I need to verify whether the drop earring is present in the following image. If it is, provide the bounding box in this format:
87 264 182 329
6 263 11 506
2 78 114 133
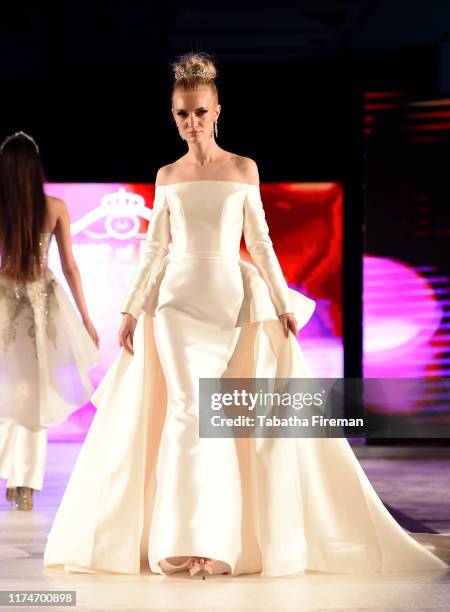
213 120 218 138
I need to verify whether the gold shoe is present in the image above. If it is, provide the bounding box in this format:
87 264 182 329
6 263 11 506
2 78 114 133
14 487 33 511
6 487 15 504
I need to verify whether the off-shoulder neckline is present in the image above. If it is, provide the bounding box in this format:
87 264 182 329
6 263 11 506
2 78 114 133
156 180 259 188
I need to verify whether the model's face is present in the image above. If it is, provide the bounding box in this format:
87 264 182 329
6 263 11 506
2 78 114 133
172 89 220 142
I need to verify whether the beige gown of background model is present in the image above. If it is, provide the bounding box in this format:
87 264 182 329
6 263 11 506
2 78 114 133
0 232 101 491
43 180 450 577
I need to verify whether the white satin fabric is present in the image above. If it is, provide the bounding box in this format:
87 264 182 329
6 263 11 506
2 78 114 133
120 181 316 328
43 181 449 577
0 418 47 490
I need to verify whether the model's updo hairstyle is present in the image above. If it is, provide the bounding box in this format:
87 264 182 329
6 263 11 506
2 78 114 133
171 51 219 103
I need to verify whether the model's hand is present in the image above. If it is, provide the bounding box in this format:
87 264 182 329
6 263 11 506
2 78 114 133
278 312 298 338
119 313 137 355
83 318 100 348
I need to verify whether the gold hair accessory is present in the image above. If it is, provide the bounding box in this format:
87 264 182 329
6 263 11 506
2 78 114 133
174 65 214 80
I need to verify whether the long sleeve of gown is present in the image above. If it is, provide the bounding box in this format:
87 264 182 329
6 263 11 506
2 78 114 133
243 184 293 316
120 185 170 319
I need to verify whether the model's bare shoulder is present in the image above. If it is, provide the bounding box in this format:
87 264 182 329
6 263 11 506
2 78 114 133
233 156 260 185
155 160 186 186
155 164 172 186
45 195 68 226
45 194 65 209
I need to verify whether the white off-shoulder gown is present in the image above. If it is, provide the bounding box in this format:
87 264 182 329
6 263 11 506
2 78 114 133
43 180 450 577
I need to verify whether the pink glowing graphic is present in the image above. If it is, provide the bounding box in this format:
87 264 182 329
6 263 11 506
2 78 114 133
363 256 444 378
363 255 450 422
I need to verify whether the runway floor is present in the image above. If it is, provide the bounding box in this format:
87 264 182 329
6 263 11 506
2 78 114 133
0 442 449 612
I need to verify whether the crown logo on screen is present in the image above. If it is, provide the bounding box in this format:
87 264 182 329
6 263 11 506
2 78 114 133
100 187 145 214
71 187 153 240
